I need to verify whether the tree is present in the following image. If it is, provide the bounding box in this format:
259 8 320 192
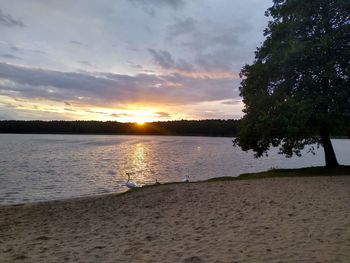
234 0 350 167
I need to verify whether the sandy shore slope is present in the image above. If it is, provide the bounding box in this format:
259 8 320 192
1 176 350 263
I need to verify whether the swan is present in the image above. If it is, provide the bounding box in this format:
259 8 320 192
182 175 190 183
125 172 139 189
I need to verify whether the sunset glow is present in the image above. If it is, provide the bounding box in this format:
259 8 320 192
0 1 271 121
112 109 157 124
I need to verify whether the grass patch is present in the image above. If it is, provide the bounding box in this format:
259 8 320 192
119 166 350 195
206 165 350 182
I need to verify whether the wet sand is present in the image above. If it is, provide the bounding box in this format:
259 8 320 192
1 176 350 263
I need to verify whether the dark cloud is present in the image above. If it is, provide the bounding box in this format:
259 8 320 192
0 9 25 27
9 44 20 52
110 113 132 118
212 31 240 47
167 17 196 38
194 48 236 71
129 0 185 9
165 18 249 72
128 0 185 17
171 21 241 51
161 18 248 72
182 28 242 70
148 49 175 69
156 112 171 118
148 47 241 75
1 54 22 60
0 62 238 106
148 49 194 71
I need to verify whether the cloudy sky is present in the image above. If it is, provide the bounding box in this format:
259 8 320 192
0 0 271 122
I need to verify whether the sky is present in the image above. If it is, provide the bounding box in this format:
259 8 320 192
0 0 271 122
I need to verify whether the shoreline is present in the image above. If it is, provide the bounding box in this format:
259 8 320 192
2 166 349 208
1 175 350 262
2 166 350 208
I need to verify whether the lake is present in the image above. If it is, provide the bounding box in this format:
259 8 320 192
0 134 349 205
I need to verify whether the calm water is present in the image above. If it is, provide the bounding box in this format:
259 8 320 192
0 134 349 205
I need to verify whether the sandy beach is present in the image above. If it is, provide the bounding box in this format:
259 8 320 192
1 176 350 263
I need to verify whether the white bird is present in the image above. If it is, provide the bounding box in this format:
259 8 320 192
182 175 190 183
125 172 139 189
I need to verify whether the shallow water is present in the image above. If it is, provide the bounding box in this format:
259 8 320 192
0 134 349 205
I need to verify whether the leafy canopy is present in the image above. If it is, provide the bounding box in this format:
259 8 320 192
234 0 350 157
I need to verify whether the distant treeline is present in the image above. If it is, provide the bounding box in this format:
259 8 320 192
1 120 349 137
0 120 240 137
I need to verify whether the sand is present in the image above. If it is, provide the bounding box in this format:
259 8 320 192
1 176 350 263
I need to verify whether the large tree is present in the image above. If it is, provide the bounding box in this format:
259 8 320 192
234 0 350 167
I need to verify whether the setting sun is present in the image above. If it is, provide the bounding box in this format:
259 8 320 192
107 108 166 123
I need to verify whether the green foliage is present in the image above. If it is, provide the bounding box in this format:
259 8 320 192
234 0 350 159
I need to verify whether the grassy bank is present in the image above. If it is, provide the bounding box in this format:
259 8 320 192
207 165 350 182
123 166 350 195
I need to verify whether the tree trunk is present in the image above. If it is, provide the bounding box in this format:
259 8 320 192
320 127 339 168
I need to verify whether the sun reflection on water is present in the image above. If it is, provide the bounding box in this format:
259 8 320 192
126 142 154 186
133 143 145 168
